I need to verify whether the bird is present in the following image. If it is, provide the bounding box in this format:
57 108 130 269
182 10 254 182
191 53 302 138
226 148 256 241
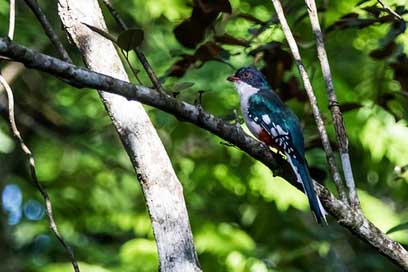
227 66 327 224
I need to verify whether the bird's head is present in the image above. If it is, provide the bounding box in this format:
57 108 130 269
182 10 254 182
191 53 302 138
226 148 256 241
227 67 269 90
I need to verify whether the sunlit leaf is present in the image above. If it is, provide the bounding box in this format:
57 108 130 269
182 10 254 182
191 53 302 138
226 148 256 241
359 189 408 243
387 222 408 234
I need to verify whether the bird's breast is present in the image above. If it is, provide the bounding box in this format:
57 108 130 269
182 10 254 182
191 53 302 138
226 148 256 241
240 99 261 137
238 91 266 142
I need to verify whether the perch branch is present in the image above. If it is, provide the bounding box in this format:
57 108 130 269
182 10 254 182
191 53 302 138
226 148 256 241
0 38 407 270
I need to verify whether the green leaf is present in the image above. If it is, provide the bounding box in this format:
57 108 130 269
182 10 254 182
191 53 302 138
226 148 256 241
172 82 195 92
82 23 117 44
117 28 144 52
386 222 408 234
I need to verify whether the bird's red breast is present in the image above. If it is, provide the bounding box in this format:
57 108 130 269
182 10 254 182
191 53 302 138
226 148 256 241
258 128 274 146
258 128 283 152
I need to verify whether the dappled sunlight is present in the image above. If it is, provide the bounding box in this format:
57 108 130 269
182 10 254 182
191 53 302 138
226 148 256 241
225 250 272 272
359 104 408 167
250 162 309 212
358 189 408 243
120 239 158 271
0 128 14 153
42 262 111 272
195 223 255 255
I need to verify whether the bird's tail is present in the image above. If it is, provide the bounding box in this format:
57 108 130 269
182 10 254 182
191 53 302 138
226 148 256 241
287 155 327 225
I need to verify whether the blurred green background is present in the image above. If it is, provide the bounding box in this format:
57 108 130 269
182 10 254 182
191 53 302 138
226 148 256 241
0 0 407 271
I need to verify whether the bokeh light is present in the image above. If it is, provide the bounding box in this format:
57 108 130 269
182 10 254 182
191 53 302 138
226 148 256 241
24 199 45 221
2 184 23 225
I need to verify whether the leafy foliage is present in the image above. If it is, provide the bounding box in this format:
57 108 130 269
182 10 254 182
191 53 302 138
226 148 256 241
0 0 407 271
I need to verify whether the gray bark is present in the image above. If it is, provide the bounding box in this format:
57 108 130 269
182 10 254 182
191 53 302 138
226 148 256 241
56 1 200 271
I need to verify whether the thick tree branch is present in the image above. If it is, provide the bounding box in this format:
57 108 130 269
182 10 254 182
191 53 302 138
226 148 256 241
0 38 407 270
304 0 360 210
56 1 200 271
270 0 348 203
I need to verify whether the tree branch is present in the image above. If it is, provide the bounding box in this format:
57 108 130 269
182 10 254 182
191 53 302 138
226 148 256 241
377 0 403 21
7 0 15 40
101 0 166 94
1 38 407 270
270 0 348 203
304 0 360 210
23 0 72 63
0 75 80 272
2 2 79 271
56 1 201 270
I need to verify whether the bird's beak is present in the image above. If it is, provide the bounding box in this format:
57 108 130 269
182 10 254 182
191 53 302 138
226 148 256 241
227 76 239 82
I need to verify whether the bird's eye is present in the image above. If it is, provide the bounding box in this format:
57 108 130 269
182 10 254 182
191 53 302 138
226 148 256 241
243 72 251 78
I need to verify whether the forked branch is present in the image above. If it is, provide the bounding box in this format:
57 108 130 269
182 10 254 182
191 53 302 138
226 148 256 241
269 0 348 203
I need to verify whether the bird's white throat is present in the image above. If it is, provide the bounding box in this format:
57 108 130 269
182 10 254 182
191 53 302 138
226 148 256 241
233 80 259 113
233 80 262 136
233 80 259 99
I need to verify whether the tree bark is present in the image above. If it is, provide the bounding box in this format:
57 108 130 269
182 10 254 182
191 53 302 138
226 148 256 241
57 1 200 271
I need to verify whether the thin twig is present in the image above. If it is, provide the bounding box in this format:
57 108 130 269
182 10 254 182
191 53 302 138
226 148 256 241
8 0 15 39
24 0 72 63
101 0 166 94
0 56 13 61
4 2 79 270
305 0 360 210
0 76 80 272
101 0 127 29
377 0 403 21
270 0 348 203
121 49 143 85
